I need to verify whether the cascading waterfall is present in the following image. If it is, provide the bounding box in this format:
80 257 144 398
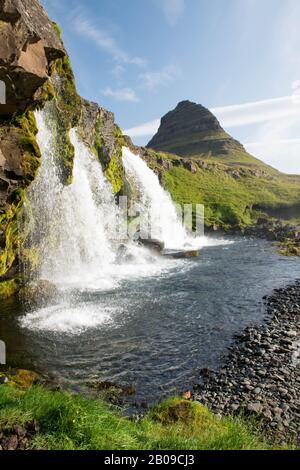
123 147 187 249
22 109 181 333
122 147 228 250
28 110 117 289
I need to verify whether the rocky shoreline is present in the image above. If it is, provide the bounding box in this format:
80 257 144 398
193 280 300 446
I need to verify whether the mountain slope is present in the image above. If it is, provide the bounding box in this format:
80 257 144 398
147 100 276 171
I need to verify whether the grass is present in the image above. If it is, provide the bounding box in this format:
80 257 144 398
163 164 300 229
0 385 288 450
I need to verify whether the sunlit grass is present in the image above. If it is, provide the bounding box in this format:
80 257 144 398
0 385 289 450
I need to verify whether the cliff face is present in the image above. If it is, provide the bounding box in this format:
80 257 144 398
147 100 246 158
0 0 127 297
0 0 65 115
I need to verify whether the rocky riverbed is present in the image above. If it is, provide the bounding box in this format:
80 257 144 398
193 280 300 446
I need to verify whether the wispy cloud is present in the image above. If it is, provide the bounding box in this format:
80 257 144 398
72 14 146 67
124 118 160 138
139 64 181 91
212 95 300 127
125 94 300 137
244 108 300 174
103 87 139 102
155 0 186 26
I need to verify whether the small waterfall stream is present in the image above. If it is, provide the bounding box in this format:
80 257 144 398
122 147 227 250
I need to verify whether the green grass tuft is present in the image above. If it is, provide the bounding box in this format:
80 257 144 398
0 385 288 450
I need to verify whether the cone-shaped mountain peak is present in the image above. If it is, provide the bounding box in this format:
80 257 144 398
147 100 246 159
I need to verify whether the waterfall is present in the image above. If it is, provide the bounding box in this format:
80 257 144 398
122 147 222 250
27 109 174 295
28 110 117 289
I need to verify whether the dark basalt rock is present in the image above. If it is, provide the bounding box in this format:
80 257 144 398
138 238 165 253
162 249 200 259
147 100 246 158
0 0 65 114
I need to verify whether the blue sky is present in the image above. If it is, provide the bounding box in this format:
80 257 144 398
42 0 300 174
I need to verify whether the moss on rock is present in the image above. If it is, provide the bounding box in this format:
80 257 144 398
0 369 41 389
48 53 81 185
0 278 21 299
278 238 300 257
0 189 33 278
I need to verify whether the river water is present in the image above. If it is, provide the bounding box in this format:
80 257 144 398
1 237 299 404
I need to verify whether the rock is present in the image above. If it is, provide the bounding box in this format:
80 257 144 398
247 403 263 414
79 99 119 168
0 0 65 114
138 238 165 253
1 434 18 450
1 368 40 388
87 379 136 404
162 249 200 259
182 160 197 173
18 279 58 305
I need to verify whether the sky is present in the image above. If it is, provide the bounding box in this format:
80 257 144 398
41 0 300 174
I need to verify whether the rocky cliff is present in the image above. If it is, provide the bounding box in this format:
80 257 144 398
0 0 127 298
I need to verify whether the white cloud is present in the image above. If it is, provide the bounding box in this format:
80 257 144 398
103 87 139 102
211 95 300 128
245 139 300 175
124 118 160 137
111 64 125 80
72 14 146 67
244 113 300 174
139 64 181 91
155 0 186 26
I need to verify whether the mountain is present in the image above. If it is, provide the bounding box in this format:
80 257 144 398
147 100 271 169
142 101 300 231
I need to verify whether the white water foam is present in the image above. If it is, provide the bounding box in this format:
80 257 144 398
21 303 115 334
122 147 232 250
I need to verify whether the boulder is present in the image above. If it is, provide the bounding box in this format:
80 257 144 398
162 249 200 259
138 238 165 253
0 0 65 114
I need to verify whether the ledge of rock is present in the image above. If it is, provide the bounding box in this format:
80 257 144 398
0 0 65 114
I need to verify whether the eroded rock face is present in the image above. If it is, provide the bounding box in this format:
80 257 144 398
0 0 65 114
79 99 118 166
